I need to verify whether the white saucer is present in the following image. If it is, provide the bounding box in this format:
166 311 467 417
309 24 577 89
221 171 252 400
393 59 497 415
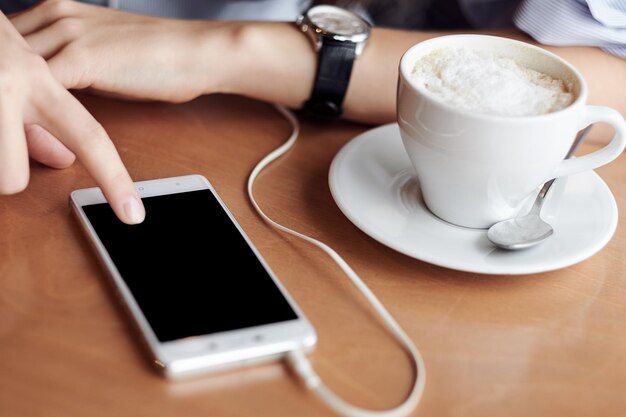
329 124 619 275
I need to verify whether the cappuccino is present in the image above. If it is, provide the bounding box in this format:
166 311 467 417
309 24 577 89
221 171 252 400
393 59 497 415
411 48 574 117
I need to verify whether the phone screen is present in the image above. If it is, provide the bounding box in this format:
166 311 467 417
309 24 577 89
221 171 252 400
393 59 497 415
82 189 298 343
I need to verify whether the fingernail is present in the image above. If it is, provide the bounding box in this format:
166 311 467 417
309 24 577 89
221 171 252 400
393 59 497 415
124 196 145 224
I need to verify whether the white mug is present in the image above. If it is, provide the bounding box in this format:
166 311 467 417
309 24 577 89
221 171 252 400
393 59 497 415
397 34 626 229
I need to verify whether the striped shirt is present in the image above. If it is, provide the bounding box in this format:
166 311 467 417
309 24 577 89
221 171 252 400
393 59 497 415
1 0 624 58
513 0 626 58
457 0 626 58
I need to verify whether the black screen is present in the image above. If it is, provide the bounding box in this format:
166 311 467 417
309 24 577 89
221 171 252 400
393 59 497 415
82 189 298 342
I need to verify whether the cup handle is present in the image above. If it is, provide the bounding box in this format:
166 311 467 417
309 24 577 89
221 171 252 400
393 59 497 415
553 105 626 178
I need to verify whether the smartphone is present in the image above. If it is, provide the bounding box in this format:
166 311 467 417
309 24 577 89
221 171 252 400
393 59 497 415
70 175 316 378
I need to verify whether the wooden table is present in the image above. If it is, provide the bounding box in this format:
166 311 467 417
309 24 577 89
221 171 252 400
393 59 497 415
1 94 625 417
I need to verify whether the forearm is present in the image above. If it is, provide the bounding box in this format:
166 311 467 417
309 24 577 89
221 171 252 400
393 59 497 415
211 23 626 127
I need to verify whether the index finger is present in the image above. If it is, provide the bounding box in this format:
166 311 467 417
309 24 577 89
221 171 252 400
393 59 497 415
38 84 145 224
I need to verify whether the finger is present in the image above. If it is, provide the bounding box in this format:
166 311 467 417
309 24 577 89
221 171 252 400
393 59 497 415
25 124 76 169
23 17 79 59
0 94 30 194
37 85 145 224
10 0 76 36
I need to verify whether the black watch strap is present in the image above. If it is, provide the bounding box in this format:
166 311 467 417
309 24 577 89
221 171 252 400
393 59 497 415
304 39 357 119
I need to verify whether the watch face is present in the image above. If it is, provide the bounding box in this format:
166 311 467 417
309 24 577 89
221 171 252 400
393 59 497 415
307 5 370 37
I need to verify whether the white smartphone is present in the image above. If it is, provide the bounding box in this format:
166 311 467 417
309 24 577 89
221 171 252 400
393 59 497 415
70 174 316 378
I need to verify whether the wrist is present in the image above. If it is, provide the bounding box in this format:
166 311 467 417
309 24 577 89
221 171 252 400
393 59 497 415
187 21 245 96
203 21 316 107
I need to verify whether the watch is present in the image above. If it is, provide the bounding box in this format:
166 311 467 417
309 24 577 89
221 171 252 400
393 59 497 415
296 5 371 119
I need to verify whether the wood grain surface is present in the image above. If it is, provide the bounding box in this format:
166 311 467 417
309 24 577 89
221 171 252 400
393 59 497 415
0 94 625 417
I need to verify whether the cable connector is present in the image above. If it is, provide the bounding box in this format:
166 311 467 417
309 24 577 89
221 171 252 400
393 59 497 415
286 349 322 390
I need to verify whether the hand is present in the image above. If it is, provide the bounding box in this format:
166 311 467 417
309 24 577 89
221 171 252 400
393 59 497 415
10 0 239 103
0 11 144 224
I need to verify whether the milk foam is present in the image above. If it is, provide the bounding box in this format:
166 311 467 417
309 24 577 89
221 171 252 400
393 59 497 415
411 48 575 117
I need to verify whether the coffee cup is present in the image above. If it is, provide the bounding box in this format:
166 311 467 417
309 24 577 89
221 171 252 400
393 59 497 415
397 34 626 229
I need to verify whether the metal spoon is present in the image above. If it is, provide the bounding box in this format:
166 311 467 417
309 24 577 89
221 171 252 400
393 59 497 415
487 126 593 250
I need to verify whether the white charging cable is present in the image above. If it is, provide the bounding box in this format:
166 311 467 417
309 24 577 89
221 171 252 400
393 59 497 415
247 105 426 417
